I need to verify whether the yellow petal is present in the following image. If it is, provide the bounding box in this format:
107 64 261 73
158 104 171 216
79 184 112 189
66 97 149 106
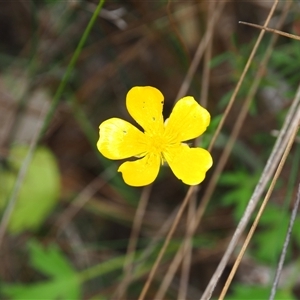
164 144 212 185
97 118 148 159
165 96 210 142
118 154 160 186
126 86 164 134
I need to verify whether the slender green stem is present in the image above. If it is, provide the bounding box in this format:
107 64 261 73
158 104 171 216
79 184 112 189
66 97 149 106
40 0 106 138
78 255 126 283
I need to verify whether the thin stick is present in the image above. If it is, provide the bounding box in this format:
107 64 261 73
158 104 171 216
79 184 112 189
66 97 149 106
202 78 300 299
138 2 225 298
177 4 213 295
201 2 298 298
40 0 106 137
155 1 287 297
0 104 48 246
239 21 300 41
269 182 300 300
178 195 196 300
137 186 196 300
115 185 152 299
167 0 191 63
154 193 201 300
200 0 215 108
208 3 279 153
154 241 187 300
53 166 115 234
175 1 226 101
0 0 106 250
219 120 299 300
134 206 181 271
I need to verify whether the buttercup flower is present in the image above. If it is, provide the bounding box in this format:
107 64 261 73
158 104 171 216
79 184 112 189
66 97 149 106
97 86 213 187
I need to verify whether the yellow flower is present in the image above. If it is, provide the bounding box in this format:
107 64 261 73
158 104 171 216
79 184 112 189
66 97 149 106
97 86 213 187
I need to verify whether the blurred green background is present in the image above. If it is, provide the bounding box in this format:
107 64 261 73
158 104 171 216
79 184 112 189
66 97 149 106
0 1 300 299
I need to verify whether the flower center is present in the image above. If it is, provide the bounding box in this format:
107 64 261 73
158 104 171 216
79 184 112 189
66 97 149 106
147 133 167 155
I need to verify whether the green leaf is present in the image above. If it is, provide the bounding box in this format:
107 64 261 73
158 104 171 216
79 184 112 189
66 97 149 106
1 240 81 299
0 145 60 233
28 240 76 279
252 205 290 264
291 217 300 246
218 170 259 221
226 284 295 300
209 52 232 69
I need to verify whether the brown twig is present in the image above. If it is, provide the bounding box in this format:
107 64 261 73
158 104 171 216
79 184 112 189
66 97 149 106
175 1 226 102
219 117 300 300
137 186 197 300
201 1 285 298
203 77 300 299
114 185 152 299
269 182 300 300
239 21 300 41
178 195 196 300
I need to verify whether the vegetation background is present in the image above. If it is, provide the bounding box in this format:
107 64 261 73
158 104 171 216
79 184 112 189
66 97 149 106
0 0 300 299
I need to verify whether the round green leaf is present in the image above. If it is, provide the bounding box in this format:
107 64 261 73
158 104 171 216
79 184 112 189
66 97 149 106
0 145 60 233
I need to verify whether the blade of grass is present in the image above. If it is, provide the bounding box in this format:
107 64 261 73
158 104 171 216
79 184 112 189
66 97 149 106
0 103 49 247
137 3 227 299
52 167 115 235
154 239 187 300
201 2 300 299
199 1 215 108
137 186 197 300
177 195 196 300
167 0 191 63
158 0 284 297
269 182 300 300
40 0 106 138
114 185 152 300
202 77 300 300
219 118 300 300
175 0 225 101
0 0 106 248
